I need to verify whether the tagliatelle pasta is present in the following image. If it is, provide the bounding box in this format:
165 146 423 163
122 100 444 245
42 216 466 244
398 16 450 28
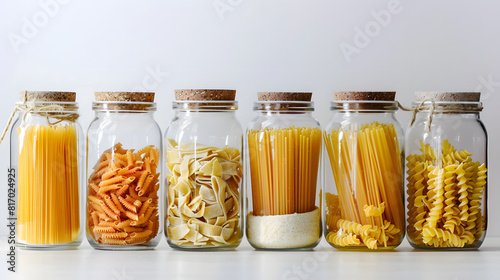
406 140 487 248
87 143 160 246
166 139 242 247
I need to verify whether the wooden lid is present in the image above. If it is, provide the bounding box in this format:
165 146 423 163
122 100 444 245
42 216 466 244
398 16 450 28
334 91 396 101
257 92 312 101
95 92 155 102
415 92 480 102
174 89 236 101
20 91 76 102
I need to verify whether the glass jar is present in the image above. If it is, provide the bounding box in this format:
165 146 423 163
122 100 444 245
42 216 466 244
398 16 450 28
323 91 405 250
246 92 322 250
165 89 243 250
86 92 162 250
9 91 84 249
405 92 487 250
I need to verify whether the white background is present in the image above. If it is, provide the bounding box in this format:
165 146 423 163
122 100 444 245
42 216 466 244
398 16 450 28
1 0 500 242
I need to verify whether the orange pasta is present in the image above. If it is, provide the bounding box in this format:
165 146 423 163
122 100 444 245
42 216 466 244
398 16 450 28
87 143 160 246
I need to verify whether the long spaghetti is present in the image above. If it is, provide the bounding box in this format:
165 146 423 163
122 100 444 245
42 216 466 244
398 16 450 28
324 122 404 249
17 124 80 245
248 127 322 216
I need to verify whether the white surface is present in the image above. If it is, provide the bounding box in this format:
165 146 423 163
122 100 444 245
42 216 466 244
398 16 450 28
1 1 500 237
2 237 500 280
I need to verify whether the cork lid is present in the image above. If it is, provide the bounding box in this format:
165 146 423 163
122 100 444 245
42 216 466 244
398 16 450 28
174 89 236 101
95 92 155 102
415 92 480 102
334 91 396 101
257 92 312 102
20 91 76 102
94 92 156 111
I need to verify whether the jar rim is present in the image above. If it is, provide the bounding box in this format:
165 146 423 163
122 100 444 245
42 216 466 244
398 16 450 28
411 101 483 112
330 100 398 112
172 100 238 111
253 101 314 112
16 101 79 113
92 101 157 112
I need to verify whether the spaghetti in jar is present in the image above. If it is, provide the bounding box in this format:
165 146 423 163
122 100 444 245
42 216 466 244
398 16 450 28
86 92 162 250
405 92 487 250
8 91 84 249
323 91 405 250
246 92 322 250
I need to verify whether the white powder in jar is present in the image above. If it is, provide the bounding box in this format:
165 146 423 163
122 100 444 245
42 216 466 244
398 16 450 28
247 207 321 249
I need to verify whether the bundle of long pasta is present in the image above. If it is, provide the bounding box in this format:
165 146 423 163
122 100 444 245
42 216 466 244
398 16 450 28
87 143 160 246
324 122 404 249
406 140 487 248
17 125 80 245
248 127 322 216
166 139 242 247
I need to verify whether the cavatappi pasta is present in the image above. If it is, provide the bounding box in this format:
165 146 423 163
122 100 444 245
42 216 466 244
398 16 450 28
87 143 160 246
17 125 80 245
324 122 404 249
406 140 487 248
166 139 242 247
247 127 322 216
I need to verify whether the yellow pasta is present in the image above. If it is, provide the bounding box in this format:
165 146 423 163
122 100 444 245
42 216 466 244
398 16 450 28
87 143 160 246
247 127 322 216
17 125 80 245
324 122 404 249
406 140 487 248
166 139 242 247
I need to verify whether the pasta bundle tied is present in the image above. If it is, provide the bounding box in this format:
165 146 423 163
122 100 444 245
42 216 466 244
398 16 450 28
17 124 80 245
324 122 404 250
166 139 242 247
406 140 487 248
247 127 322 216
87 143 160 246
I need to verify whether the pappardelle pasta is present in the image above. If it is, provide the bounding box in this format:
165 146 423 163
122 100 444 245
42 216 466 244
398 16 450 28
87 143 160 246
166 139 242 247
406 140 487 248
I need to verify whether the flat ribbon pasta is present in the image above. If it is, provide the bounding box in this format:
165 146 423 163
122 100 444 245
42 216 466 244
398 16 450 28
166 139 242 247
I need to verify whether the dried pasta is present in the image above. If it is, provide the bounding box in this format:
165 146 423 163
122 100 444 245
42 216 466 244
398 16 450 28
406 140 487 248
166 139 242 247
324 122 404 249
17 125 80 245
247 127 321 216
87 143 160 246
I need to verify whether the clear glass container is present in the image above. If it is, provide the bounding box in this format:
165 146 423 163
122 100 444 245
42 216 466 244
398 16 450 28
405 92 487 250
165 89 243 250
9 91 84 249
246 92 322 250
86 92 162 250
323 92 405 250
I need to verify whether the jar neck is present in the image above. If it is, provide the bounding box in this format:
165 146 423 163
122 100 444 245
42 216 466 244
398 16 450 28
253 101 314 113
172 101 238 112
18 101 79 125
92 101 157 113
331 100 398 113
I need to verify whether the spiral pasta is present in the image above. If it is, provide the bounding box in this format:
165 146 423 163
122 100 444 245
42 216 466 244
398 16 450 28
406 140 487 248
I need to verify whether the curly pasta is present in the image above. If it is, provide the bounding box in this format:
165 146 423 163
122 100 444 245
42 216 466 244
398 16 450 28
406 140 487 248
324 122 404 250
87 143 160 246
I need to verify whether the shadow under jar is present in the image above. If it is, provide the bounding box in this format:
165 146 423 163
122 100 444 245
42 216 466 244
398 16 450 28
246 92 322 250
323 91 405 250
86 92 162 250
165 89 243 250
10 91 84 249
405 92 487 250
